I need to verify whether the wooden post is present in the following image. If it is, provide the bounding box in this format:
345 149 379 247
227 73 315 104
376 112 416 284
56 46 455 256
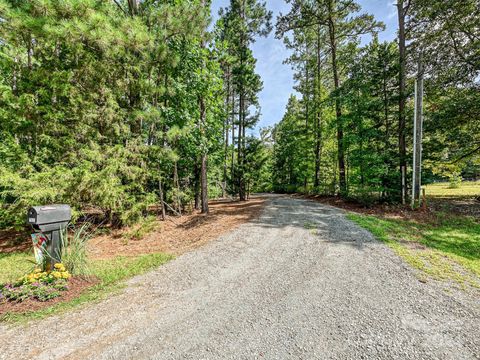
421 188 427 211
411 52 424 208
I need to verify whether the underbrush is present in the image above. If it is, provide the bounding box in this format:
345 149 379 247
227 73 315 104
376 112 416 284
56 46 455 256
348 212 480 289
121 216 160 243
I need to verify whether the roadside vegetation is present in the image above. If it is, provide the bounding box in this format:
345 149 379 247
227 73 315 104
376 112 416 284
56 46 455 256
347 182 480 290
0 252 172 323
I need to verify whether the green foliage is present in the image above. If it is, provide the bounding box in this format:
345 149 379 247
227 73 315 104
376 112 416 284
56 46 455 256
273 0 479 202
447 173 462 189
0 282 67 303
0 0 234 228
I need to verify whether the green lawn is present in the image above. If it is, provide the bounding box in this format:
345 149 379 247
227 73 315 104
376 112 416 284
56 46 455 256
0 252 35 284
1 252 173 322
424 180 480 198
348 212 480 289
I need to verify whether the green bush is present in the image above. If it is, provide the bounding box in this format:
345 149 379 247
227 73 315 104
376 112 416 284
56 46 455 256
448 173 462 189
0 144 158 229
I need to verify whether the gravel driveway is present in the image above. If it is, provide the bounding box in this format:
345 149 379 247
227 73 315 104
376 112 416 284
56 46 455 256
1 196 479 359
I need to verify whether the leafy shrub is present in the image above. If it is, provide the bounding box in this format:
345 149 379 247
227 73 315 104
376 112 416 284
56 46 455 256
448 173 462 189
0 143 157 229
0 283 66 303
122 216 159 242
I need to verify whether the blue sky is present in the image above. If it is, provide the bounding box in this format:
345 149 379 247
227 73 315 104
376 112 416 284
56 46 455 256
211 0 398 134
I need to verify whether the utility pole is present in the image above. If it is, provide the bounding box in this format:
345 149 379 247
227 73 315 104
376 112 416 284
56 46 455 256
411 51 424 208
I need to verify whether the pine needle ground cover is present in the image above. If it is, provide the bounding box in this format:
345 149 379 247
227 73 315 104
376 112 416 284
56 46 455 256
348 211 480 291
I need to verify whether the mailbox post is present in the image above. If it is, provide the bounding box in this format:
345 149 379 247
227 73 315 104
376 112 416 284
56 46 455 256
27 205 71 267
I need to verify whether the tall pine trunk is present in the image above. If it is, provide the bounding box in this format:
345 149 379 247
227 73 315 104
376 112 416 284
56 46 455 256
314 24 323 189
199 0 209 214
223 67 231 198
158 170 166 220
199 95 209 214
398 0 408 204
327 3 346 196
194 161 201 210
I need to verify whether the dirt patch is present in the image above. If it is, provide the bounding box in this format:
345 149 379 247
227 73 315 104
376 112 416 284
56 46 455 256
428 197 480 218
0 229 31 253
0 276 98 316
88 197 267 259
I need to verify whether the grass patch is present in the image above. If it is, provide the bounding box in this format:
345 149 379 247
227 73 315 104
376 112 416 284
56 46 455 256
0 252 34 284
1 253 173 323
348 212 480 289
424 180 480 198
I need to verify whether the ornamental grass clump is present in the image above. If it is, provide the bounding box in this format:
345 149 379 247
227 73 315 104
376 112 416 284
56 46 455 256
60 223 92 276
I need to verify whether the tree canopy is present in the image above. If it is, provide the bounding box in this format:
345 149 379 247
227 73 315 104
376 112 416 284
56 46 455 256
0 0 478 228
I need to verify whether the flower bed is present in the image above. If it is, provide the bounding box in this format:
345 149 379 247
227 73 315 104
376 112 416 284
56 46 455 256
0 263 71 304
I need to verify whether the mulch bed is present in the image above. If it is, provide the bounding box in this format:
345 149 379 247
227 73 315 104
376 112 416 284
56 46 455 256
295 194 441 223
0 197 267 261
0 198 266 316
0 276 98 316
294 193 480 225
89 197 267 259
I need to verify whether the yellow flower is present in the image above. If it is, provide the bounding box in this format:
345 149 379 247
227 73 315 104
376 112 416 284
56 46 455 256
54 263 66 272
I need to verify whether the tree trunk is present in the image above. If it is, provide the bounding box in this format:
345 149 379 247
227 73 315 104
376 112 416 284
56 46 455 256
398 0 408 204
314 23 323 189
199 0 209 214
237 0 246 201
201 152 209 214
158 171 166 220
199 95 209 214
327 3 346 195
173 160 181 215
231 93 236 191
238 92 246 201
194 161 201 210
223 67 231 198
305 41 310 128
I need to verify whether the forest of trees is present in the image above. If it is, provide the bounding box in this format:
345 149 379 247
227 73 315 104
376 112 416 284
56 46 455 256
272 0 479 204
0 0 478 229
0 0 273 228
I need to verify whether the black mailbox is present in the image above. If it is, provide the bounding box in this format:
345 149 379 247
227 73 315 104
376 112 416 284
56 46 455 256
27 205 72 266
